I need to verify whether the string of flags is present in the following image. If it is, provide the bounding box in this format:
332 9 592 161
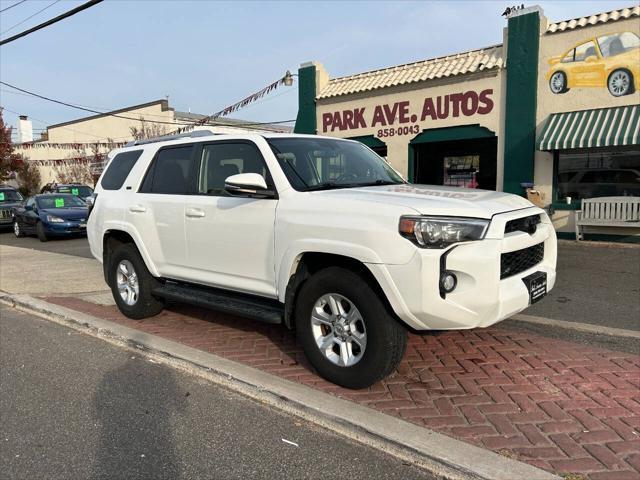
28 155 104 166
15 141 127 150
174 76 288 135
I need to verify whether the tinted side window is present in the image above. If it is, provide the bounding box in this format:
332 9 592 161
198 143 270 195
142 146 194 195
101 150 143 190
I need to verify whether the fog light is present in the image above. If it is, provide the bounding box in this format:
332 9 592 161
440 272 457 293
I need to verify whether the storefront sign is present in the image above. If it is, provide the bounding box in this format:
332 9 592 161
321 89 494 135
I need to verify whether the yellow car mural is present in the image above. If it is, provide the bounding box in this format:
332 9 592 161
546 31 639 97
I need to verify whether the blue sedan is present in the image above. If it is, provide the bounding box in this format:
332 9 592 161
13 194 89 242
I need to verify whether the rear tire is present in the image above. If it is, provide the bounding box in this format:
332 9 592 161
109 243 164 320
13 220 25 238
608 69 634 97
36 222 48 242
295 267 407 389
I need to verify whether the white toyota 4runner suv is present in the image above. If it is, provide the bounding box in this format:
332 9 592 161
88 131 557 389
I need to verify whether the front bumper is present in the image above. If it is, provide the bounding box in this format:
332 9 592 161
44 221 87 235
368 207 557 330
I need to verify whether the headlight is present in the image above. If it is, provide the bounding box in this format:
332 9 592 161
46 215 65 223
399 216 489 248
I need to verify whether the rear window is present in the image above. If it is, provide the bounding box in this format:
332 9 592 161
140 146 194 195
101 150 143 190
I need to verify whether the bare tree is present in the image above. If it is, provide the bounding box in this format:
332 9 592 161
53 146 95 185
130 118 167 141
16 161 41 197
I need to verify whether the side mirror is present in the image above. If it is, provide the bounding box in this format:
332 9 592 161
585 55 598 63
224 173 273 198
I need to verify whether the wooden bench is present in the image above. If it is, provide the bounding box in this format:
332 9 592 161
575 196 640 241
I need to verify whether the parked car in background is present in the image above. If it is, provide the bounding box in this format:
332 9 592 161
0 185 24 230
40 183 94 204
13 194 89 242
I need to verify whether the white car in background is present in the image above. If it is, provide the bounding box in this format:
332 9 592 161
88 131 557 388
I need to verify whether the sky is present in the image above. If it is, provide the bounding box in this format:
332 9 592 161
0 0 632 139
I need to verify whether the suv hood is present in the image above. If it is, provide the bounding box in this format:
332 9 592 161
314 184 533 218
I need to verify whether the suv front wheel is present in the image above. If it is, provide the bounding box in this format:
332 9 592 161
109 243 164 319
295 267 407 389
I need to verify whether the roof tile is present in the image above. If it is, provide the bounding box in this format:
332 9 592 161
546 5 639 33
317 44 504 99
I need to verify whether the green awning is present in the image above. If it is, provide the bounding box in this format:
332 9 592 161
537 105 640 151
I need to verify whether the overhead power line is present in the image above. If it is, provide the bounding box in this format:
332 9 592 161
0 0 103 46
0 0 28 14
0 80 296 130
1 0 60 35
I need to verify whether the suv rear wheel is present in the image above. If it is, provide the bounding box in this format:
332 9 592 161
109 243 164 319
295 267 407 389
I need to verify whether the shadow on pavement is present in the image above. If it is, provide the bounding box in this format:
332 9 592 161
91 356 186 480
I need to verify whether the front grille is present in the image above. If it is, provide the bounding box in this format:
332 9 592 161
0 209 11 220
500 243 544 279
505 214 541 234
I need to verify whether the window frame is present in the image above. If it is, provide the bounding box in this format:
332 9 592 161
138 144 199 195
191 139 279 199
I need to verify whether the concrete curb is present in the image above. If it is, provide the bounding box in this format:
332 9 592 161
0 292 560 480
511 313 640 339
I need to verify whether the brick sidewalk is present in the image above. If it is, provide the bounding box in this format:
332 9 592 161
46 296 640 480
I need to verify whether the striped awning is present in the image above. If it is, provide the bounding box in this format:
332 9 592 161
537 105 640 151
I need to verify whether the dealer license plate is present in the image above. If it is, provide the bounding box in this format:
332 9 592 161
522 271 547 304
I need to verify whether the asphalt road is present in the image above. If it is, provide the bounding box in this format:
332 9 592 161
0 230 92 258
0 306 433 480
526 241 640 331
1 230 638 331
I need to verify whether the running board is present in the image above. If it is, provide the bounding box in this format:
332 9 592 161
152 282 283 324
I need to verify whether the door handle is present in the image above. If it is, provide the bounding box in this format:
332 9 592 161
129 205 146 213
185 208 205 218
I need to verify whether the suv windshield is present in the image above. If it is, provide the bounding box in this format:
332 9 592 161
0 190 23 202
268 137 404 191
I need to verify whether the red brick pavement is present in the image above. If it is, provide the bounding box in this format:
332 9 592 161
45 296 640 480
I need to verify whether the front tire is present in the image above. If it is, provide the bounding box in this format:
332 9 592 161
549 71 569 94
13 220 25 238
36 222 48 242
608 69 634 97
295 267 407 389
109 243 164 320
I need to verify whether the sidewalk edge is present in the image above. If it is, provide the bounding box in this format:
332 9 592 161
512 313 640 339
0 292 560 480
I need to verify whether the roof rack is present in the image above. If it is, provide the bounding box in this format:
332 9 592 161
125 129 218 147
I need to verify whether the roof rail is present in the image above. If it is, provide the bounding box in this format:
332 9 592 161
125 129 218 147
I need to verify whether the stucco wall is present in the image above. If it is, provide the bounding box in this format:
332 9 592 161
534 17 640 203
316 71 504 178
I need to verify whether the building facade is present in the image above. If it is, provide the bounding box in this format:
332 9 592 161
293 5 639 236
14 99 292 188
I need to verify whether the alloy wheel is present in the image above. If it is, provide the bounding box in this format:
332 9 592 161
310 293 367 367
116 260 139 306
608 70 630 96
13 221 19 237
550 72 565 94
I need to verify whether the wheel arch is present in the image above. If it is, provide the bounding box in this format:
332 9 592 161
102 228 159 285
282 251 395 330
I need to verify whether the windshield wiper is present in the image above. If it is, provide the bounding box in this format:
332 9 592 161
357 180 402 187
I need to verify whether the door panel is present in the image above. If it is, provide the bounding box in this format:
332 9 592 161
185 196 277 296
131 145 195 279
184 141 278 297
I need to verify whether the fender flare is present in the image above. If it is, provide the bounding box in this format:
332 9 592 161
102 221 160 278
